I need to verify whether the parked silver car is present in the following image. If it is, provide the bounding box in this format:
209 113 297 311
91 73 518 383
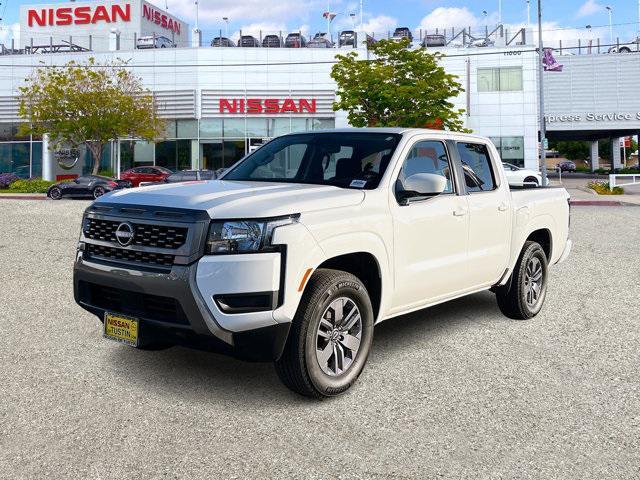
137 35 175 49
608 38 639 53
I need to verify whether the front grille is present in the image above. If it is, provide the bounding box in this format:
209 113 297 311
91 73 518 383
80 281 189 325
84 218 188 249
85 243 174 267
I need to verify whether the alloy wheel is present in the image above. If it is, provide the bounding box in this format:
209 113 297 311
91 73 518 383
524 257 544 307
93 187 105 199
315 297 362 376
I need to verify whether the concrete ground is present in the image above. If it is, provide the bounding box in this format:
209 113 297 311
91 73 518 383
0 201 638 479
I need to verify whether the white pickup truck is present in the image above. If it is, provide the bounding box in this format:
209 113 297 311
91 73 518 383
74 128 571 398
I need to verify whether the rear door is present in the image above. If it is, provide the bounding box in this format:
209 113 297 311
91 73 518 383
455 141 512 287
389 138 471 312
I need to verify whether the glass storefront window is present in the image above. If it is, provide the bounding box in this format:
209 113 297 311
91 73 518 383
490 136 525 167
31 142 43 178
268 118 291 137
0 124 30 142
224 119 245 137
201 140 245 170
311 119 336 130
0 142 31 177
200 119 223 138
120 141 154 173
156 140 191 172
177 120 198 139
163 121 177 139
290 118 308 133
246 118 268 138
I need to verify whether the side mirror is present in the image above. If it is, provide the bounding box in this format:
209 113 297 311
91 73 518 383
403 173 447 194
398 173 448 204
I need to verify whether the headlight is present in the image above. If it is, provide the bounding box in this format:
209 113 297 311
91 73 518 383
205 216 298 254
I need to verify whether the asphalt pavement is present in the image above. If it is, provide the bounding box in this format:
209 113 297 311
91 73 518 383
0 200 638 479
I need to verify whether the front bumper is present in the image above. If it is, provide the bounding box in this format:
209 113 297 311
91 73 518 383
74 252 290 362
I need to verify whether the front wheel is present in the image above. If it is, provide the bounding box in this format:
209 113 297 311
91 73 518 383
275 269 374 398
495 241 548 320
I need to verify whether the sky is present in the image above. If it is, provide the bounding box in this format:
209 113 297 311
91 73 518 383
0 0 638 47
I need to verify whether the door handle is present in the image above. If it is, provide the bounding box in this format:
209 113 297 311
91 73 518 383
453 209 468 217
498 202 509 212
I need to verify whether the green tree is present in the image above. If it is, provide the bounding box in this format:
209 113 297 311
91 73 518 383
331 38 467 130
18 58 165 175
549 140 589 161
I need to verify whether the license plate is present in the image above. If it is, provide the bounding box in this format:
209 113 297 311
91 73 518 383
104 312 139 347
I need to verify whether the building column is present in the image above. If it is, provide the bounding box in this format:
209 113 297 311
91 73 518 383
590 140 599 171
191 140 200 169
42 133 54 181
192 29 202 48
610 136 623 170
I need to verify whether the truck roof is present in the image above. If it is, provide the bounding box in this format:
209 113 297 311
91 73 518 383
284 127 491 142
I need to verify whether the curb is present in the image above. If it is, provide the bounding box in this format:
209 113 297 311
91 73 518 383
0 195 48 200
569 199 637 206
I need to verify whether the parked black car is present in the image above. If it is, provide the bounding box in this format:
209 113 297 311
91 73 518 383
392 27 413 42
285 32 307 48
47 175 129 200
557 160 577 172
339 30 357 47
238 35 261 47
211 37 235 47
262 34 283 47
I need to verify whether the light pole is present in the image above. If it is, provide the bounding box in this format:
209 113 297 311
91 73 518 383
527 0 531 26
498 0 502 24
537 0 548 184
223 17 229 38
606 6 613 44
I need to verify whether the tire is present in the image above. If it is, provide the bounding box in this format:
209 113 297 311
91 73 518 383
524 176 539 187
619 47 632 53
48 187 62 200
495 241 548 320
92 186 106 199
275 268 374 398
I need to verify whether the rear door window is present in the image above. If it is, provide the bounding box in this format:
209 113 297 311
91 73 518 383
456 143 497 192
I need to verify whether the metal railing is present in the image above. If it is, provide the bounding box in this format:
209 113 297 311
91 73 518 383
609 174 640 190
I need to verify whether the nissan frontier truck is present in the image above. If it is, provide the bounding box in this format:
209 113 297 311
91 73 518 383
74 129 571 397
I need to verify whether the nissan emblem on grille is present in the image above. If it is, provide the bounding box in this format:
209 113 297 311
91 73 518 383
115 222 135 246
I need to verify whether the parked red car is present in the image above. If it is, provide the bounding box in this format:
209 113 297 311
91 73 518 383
120 166 172 187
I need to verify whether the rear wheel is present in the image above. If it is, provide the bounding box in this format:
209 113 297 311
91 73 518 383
92 186 106 199
495 241 548 320
275 269 374 398
48 187 62 200
524 176 539 186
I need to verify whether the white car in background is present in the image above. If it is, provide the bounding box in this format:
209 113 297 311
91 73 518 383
502 162 544 187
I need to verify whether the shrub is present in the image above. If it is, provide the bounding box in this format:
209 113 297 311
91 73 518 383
7 178 56 193
98 169 115 178
587 181 624 195
0 173 19 189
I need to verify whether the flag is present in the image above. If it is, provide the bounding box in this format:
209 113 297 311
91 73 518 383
542 48 563 72
322 11 338 21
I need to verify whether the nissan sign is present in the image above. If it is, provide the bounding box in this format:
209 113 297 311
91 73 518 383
28 4 131 27
219 99 317 114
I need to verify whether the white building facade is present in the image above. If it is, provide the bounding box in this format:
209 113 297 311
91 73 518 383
2 0 624 180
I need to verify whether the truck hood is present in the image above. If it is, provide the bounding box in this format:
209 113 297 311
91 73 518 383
97 180 365 217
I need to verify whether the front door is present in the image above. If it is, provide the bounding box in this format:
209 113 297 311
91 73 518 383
390 139 471 314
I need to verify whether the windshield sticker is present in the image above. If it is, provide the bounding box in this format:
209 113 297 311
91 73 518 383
350 180 367 188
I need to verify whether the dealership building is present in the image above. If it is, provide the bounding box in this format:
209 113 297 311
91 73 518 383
0 0 637 180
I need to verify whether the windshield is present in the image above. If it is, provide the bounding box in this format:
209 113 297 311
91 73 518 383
223 132 402 189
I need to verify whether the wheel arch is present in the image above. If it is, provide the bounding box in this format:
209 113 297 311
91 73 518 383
316 252 383 321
